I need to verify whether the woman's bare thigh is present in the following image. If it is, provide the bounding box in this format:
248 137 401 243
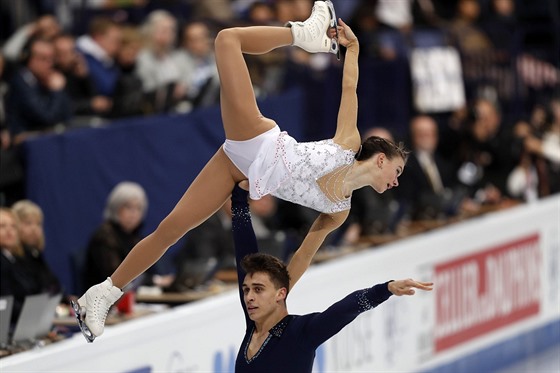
156 148 245 241
215 29 277 141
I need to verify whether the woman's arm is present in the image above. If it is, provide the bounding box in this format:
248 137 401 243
332 19 361 151
287 210 349 289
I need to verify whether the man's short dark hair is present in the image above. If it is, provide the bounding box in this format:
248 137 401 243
241 253 290 294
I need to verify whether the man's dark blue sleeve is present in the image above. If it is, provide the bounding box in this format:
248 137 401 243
302 282 393 348
231 185 259 327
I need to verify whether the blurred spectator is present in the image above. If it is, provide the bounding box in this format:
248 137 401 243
246 1 278 25
111 25 145 118
171 200 235 291
136 10 188 113
83 181 148 290
6 38 71 140
539 97 560 193
344 127 400 244
348 1 383 60
275 201 318 259
249 195 287 260
396 115 462 220
447 0 496 100
477 0 519 106
188 0 234 22
2 15 61 64
48 0 148 35
448 0 493 56
481 0 518 61
373 0 439 60
12 200 62 296
0 54 7 145
76 17 122 98
0 208 25 322
176 21 220 109
0 208 39 324
450 98 518 204
0 53 25 208
507 120 542 202
275 0 312 24
53 33 113 119
508 97 560 199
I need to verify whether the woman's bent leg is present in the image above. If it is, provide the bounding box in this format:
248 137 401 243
215 27 292 141
110 149 242 288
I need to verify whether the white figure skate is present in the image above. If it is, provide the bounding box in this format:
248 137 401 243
286 0 340 59
71 277 123 343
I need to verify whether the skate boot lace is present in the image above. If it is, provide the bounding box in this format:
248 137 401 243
92 292 111 325
303 3 328 41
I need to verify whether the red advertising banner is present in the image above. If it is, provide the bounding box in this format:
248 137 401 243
434 234 541 352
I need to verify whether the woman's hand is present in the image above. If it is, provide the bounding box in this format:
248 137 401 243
388 278 434 296
336 18 358 48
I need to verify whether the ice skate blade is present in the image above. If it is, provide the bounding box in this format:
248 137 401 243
71 300 96 343
325 0 340 60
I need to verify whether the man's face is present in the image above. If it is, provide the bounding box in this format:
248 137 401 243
96 26 122 58
28 41 55 82
242 272 285 321
473 101 500 141
411 117 438 153
36 15 61 40
183 23 211 58
54 37 77 70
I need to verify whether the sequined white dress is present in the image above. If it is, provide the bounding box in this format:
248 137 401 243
247 130 356 214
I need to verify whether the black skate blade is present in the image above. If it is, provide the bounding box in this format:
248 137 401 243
325 0 340 60
71 300 96 343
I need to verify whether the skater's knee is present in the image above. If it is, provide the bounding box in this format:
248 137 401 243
215 28 241 49
154 219 185 247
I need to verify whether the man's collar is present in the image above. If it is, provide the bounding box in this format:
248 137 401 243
21 68 38 86
269 315 292 338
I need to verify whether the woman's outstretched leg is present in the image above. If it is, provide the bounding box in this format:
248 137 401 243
216 1 337 141
110 149 243 289
76 152 244 341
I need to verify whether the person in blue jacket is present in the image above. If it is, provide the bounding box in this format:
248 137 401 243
230 183 433 372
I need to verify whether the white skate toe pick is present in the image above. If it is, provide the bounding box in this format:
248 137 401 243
73 278 123 343
287 0 339 57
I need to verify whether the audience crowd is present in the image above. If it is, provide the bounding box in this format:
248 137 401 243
0 0 559 344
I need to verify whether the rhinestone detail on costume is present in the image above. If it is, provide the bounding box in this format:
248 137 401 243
356 289 374 312
264 133 356 213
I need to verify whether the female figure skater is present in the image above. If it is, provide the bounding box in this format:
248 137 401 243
73 1 408 342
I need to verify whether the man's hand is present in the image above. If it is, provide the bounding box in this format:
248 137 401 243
388 279 433 296
46 71 66 91
91 96 113 113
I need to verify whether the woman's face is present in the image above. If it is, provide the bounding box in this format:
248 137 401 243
18 213 44 249
371 154 405 193
0 211 20 250
117 198 144 233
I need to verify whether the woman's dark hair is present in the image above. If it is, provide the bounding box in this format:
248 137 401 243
356 136 410 163
241 253 291 294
